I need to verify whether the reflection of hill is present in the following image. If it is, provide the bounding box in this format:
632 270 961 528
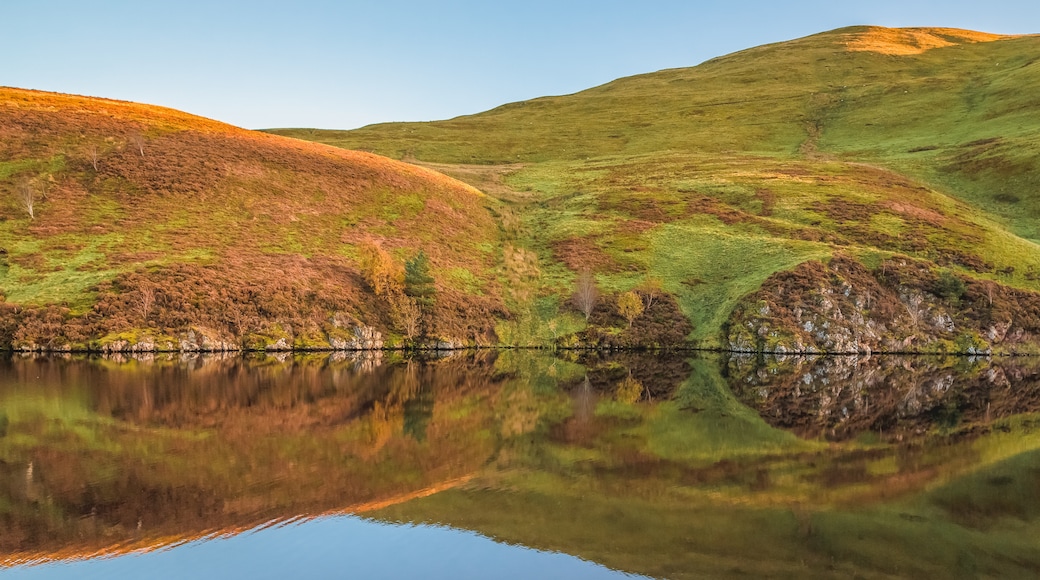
370 355 1040 579
0 353 503 564
4 353 1040 577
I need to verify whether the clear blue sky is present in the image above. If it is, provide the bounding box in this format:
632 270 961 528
3 1 1038 129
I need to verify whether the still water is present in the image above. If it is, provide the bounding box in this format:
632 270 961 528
0 351 1038 578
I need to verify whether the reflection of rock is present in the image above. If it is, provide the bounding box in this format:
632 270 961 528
729 354 1040 441
329 349 384 372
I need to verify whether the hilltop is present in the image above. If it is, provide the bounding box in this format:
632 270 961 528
271 26 1040 353
0 88 506 350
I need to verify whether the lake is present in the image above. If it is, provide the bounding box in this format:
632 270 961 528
0 350 1038 578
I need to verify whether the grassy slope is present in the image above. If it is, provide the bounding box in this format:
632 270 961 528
273 26 1040 346
0 88 506 346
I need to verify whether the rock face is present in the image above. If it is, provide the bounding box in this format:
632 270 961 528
328 326 384 350
726 255 1040 354
101 336 176 353
179 328 237 352
90 324 388 353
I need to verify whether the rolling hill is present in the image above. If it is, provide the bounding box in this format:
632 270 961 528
270 26 1040 352
0 87 508 350
4 26 1040 352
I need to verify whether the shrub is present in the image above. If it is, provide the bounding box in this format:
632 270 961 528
935 270 966 302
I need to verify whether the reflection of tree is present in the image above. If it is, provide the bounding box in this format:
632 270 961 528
575 376 594 425
566 352 689 400
497 384 542 439
615 375 644 404
403 386 434 442
364 361 422 454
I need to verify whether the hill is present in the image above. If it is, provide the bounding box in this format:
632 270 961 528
0 88 507 350
270 26 1040 352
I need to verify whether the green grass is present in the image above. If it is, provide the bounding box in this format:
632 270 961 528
646 222 830 345
271 27 1040 344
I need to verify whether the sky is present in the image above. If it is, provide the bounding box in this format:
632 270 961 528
3 1 1038 130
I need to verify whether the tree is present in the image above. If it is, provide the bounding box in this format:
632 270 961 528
573 270 599 322
617 291 644 328
402 251 436 337
15 178 34 220
404 251 436 310
935 270 966 302
388 292 422 340
904 294 924 328
86 144 100 171
128 132 146 157
637 275 663 311
138 284 155 324
358 239 403 297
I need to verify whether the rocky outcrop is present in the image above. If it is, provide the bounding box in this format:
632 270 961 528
725 255 1040 354
179 328 238 352
328 325 384 350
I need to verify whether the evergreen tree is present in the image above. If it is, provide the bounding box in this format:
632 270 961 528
404 251 436 309
404 251 437 338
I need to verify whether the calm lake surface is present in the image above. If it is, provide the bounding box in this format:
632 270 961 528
0 350 1039 578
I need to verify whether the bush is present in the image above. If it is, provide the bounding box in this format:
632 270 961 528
935 270 966 302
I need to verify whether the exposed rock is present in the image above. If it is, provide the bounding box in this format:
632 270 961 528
181 328 238 352
328 325 384 350
265 337 291 352
726 255 1040 354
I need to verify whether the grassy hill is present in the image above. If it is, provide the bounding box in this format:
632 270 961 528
271 26 1040 351
4 26 1040 351
0 88 507 349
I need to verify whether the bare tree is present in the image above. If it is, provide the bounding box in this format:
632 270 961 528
34 175 54 200
573 270 599 322
15 179 35 220
638 275 663 311
903 294 924 328
139 285 155 324
128 132 146 157
389 292 422 340
86 144 100 171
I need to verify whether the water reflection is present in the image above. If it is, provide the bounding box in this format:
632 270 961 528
0 352 1038 578
728 354 1040 440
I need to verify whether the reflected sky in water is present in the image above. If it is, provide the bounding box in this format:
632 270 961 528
4 515 642 580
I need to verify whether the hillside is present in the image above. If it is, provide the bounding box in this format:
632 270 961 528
0 88 507 350
271 26 1040 352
